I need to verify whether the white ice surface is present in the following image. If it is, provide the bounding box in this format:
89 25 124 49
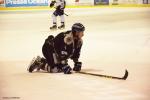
0 8 150 100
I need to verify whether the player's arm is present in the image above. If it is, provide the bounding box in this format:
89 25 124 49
71 40 83 62
71 40 83 72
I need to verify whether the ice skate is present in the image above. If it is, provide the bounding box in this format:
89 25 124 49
58 24 65 29
50 25 57 30
27 56 42 73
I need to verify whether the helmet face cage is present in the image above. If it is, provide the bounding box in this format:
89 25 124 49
72 23 85 35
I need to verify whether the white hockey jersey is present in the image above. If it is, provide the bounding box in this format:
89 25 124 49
53 0 66 9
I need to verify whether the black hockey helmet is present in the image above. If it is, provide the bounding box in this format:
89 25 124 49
72 23 85 35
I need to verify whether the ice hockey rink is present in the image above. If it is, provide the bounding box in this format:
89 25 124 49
0 7 150 100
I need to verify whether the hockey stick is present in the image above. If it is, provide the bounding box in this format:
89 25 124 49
77 69 128 80
64 13 68 16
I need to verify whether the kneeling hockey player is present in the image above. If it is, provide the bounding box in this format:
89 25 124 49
28 23 85 74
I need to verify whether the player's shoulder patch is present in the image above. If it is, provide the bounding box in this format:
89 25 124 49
64 32 73 45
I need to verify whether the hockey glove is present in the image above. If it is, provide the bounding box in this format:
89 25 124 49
73 62 82 72
50 1 56 8
62 65 72 74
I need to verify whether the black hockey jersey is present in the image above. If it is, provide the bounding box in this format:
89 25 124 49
54 31 82 62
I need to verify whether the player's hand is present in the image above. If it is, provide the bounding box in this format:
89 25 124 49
73 62 82 72
50 1 55 7
62 65 72 74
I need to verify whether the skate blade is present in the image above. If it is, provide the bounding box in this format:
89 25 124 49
58 27 65 30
